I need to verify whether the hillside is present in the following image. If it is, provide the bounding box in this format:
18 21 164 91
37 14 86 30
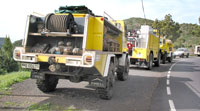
124 17 154 31
175 23 200 48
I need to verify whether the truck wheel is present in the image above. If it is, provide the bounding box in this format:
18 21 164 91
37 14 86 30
186 53 189 58
117 57 129 81
147 53 153 70
36 75 58 92
97 62 115 100
155 52 161 67
162 52 166 64
181 54 184 58
168 57 172 62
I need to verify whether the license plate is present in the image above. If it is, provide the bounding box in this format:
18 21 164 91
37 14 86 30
21 63 40 70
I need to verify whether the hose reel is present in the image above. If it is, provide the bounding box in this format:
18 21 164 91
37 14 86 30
44 13 78 34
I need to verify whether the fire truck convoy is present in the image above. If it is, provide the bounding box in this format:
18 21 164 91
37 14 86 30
13 6 129 100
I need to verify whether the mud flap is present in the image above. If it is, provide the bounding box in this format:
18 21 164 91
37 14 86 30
90 77 106 88
31 71 45 80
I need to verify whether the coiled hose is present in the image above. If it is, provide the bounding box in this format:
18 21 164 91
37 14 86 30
44 13 74 32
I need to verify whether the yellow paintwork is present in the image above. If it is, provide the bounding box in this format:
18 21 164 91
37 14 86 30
86 17 104 51
37 55 66 64
160 37 174 53
86 17 126 53
148 34 159 60
95 54 107 76
131 31 159 62
116 20 128 53
132 48 147 59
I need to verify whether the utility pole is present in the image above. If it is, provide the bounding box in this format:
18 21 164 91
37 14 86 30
199 16 200 24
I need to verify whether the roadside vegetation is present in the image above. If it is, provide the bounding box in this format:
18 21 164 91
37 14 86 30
27 102 80 111
0 36 20 74
0 71 30 94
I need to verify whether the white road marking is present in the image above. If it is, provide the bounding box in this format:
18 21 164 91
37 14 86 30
167 79 170 85
167 74 170 79
167 86 171 95
166 60 182 111
169 100 176 111
185 82 200 97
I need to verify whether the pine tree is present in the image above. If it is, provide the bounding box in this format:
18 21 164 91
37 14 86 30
0 36 18 74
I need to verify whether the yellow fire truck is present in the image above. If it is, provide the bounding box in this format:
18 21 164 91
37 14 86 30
129 25 160 69
160 37 174 63
13 6 129 100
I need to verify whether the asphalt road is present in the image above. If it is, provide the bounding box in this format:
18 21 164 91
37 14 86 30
151 57 200 111
0 57 199 111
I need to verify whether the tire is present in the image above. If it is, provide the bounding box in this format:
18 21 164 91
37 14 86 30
117 57 129 81
97 62 115 100
155 52 161 67
147 53 153 70
174 55 176 59
181 54 184 58
36 75 58 92
186 53 189 58
168 57 172 62
162 52 166 64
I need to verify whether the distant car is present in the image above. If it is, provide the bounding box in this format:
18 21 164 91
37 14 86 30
173 48 189 58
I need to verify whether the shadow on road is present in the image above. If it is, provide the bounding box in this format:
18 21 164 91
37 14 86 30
0 75 160 111
1 58 199 111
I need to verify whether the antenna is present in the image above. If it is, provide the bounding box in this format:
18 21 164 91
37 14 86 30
141 0 147 25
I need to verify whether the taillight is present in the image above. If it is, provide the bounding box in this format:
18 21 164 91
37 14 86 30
84 55 93 65
86 56 92 62
16 51 20 57
14 50 21 59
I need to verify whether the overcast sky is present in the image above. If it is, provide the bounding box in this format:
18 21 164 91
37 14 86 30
0 0 200 42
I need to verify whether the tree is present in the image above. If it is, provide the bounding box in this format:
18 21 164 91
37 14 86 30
0 36 18 74
152 14 180 42
13 39 23 48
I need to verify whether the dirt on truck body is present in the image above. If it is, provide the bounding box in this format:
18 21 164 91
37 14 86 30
13 5 129 100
